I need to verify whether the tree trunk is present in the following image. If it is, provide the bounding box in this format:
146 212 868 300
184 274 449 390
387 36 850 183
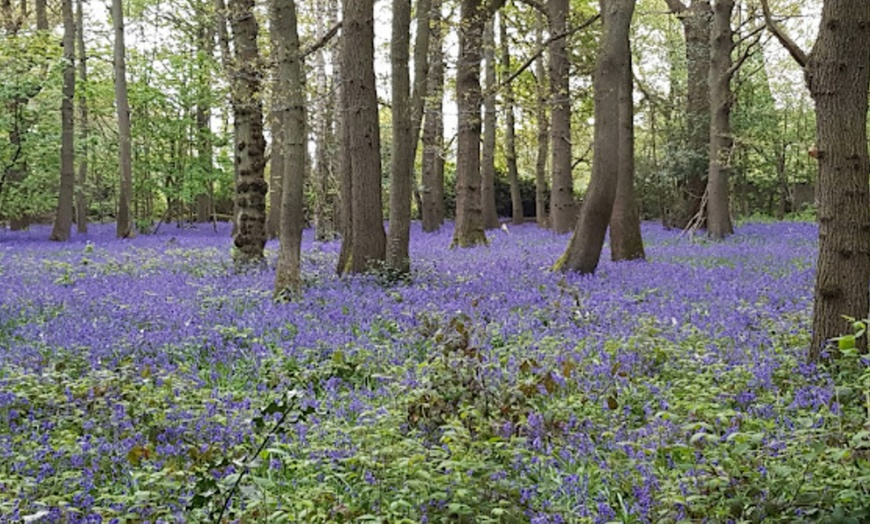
421 0 444 232
705 0 734 239
548 0 573 233
665 0 711 229
341 0 386 273
273 0 306 297
558 0 635 273
74 0 88 233
480 18 499 230
609 15 644 261
50 0 75 241
266 58 284 239
195 24 215 224
228 0 268 265
453 0 502 247
112 0 134 238
534 12 549 228
806 0 870 358
312 24 337 241
34 0 46 29
500 14 522 225
387 0 414 272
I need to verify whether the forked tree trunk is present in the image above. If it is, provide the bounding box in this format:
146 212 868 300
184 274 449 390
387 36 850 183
74 0 88 233
548 0 573 233
534 13 549 228
273 0 306 297
481 18 499 230
609 11 644 261
500 14 522 225
112 0 134 238
228 0 268 265
705 0 734 239
341 0 386 273
558 0 635 273
51 0 75 241
421 0 445 232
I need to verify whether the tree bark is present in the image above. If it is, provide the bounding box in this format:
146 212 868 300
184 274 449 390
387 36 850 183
609 12 644 261
228 0 268 265
74 0 88 233
500 14 522 225
548 0 573 233
804 0 870 358
534 12 549 228
195 23 215 224
341 0 386 273
272 0 306 297
311 12 337 241
452 0 503 247
421 0 444 232
386 0 414 272
665 0 711 229
559 0 635 273
50 0 75 241
112 0 134 238
481 18 499 230
266 15 285 239
705 0 734 239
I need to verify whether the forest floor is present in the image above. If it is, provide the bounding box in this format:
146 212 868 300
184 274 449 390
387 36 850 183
1 221 868 523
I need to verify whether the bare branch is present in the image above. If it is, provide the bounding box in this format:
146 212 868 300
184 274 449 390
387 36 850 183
662 0 688 15
759 0 807 68
489 14 601 94
301 21 342 60
515 0 547 16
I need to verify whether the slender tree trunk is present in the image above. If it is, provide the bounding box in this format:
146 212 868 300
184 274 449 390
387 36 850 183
548 0 574 233
387 0 413 272
312 32 336 241
453 0 503 247
214 0 238 233
34 0 46 29
500 14 522 225
341 0 386 273
273 0 306 297
266 22 284 240
336 75 353 272
609 17 644 261
421 0 444 232
51 0 75 241
112 0 134 238
195 24 215 224
705 0 734 239
805 0 870 357
74 0 88 233
558 0 635 273
481 18 499 230
534 13 549 228
228 0 268 265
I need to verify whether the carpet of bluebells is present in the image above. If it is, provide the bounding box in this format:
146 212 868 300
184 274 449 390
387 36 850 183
1 221 869 523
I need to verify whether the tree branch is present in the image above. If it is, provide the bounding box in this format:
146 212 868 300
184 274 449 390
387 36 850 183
759 0 807 68
301 21 342 60
663 0 687 15
515 0 547 17
489 14 601 95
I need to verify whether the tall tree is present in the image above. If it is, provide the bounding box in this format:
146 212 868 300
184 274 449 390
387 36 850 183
548 0 573 233
664 0 711 229
228 0 268 265
273 0 306 296
480 18 499 229
311 0 339 241
705 0 735 239
50 0 75 241
194 21 215 224
112 0 134 238
74 0 88 233
340 0 386 273
266 14 285 239
500 13 523 225
558 0 635 273
452 0 505 247
534 11 549 228
608 3 643 261
421 0 445 232
762 0 870 359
